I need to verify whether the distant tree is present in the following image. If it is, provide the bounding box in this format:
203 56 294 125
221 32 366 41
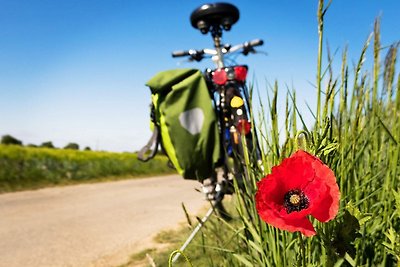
84 146 91 151
1 135 22 145
64 143 79 150
27 144 38 148
40 141 55 149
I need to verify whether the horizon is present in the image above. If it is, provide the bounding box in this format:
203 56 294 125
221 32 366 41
1 1 399 152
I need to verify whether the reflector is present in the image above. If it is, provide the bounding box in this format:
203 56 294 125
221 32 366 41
234 66 247 82
237 119 251 135
212 69 227 85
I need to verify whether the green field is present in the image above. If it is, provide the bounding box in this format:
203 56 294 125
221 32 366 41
0 145 175 193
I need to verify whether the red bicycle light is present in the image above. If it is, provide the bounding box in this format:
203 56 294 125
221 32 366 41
237 119 251 135
212 69 227 85
234 66 247 82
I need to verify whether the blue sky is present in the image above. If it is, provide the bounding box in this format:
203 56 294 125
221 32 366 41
1 1 399 152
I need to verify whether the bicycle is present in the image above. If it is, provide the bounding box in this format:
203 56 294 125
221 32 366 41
171 3 264 218
165 3 265 262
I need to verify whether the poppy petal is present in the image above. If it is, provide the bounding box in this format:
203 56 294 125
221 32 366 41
258 206 316 236
310 174 340 221
284 217 317 237
277 153 315 192
255 150 340 236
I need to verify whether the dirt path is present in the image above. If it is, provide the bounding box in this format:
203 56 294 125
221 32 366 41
0 175 206 267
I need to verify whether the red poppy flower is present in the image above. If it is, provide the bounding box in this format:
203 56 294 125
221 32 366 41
255 150 340 236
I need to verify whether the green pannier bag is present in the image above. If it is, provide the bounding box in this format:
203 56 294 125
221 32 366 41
138 68 221 181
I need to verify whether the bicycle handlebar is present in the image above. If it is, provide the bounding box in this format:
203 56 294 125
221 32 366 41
171 38 264 60
172 50 191 57
231 38 263 55
249 39 263 47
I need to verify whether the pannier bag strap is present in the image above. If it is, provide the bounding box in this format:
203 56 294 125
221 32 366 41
137 126 159 162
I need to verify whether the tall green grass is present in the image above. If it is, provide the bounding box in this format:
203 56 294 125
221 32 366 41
0 145 175 193
171 0 400 266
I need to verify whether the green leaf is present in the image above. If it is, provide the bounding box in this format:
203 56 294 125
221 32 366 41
242 216 262 244
345 202 371 226
322 142 339 156
233 254 253 267
344 253 356 267
248 240 264 256
332 210 360 257
393 189 400 213
333 258 345 267
382 228 400 261
376 114 398 145
383 228 398 248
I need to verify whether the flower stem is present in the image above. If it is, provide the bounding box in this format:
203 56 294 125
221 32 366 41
316 0 324 132
298 233 306 267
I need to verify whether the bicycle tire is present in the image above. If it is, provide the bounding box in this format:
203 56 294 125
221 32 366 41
224 83 261 189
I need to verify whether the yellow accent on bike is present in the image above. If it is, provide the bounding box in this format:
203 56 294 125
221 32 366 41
230 96 244 108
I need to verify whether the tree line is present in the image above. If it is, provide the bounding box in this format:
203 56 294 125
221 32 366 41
1 134 91 151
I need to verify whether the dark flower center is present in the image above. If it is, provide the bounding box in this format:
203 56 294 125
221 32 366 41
283 189 310 214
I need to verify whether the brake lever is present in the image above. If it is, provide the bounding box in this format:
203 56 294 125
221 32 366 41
176 58 194 66
242 48 268 56
255 50 268 56
190 53 204 62
242 47 255 56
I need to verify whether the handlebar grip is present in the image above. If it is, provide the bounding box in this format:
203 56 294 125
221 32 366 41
249 39 264 47
172 50 190 57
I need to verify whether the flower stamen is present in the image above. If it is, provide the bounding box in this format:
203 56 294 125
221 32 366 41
289 194 301 205
284 189 309 214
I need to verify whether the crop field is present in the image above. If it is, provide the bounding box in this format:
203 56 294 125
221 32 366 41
0 145 175 193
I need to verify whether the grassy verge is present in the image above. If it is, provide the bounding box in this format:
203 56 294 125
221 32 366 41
0 145 175 193
219 2 399 265
126 1 400 266
120 198 241 267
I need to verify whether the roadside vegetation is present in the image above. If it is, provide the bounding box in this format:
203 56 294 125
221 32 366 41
120 200 240 267
127 0 400 266
0 144 175 193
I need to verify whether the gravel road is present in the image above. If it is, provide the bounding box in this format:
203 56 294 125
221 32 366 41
0 175 206 267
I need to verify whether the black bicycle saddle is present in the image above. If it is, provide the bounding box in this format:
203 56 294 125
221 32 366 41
190 2 239 34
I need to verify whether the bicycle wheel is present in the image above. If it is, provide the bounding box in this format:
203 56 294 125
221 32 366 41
203 75 261 219
223 83 261 190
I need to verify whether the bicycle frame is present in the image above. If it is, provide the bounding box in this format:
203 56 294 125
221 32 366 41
170 3 264 262
210 30 225 68
172 24 264 185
